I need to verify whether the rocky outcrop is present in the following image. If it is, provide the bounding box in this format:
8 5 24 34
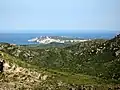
0 63 51 90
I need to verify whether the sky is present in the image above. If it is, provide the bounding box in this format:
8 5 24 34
0 0 120 33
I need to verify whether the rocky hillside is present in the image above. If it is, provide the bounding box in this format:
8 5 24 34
65 34 120 81
0 51 52 89
0 34 120 89
0 51 115 90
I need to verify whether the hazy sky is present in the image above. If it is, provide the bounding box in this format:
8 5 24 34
0 0 120 33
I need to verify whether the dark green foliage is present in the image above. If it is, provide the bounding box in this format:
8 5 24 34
0 34 120 83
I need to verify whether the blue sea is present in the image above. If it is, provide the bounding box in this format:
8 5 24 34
0 32 118 45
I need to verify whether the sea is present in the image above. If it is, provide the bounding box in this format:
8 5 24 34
0 32 118 45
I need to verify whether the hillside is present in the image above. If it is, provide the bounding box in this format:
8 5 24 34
0 51 55 89
64 35 120 81
0 34 120 89
0 51 114 90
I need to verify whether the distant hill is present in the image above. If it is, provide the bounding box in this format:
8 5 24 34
28 36 88 44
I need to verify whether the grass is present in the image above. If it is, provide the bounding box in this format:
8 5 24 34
44 68 108 85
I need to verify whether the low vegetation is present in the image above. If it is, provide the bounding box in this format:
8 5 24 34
0 34 120 89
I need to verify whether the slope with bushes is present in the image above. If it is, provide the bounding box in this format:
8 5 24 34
1 51 114 90
0 34 120 85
